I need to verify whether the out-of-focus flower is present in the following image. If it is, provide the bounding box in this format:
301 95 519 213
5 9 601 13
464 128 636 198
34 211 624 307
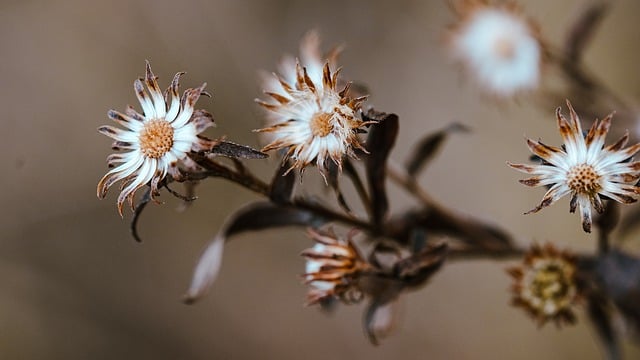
509 100 640 233
507 243 580 327
446 0 543 97
301 228 368 305
255 33 370 179
97 61 216 215
261 31 341 105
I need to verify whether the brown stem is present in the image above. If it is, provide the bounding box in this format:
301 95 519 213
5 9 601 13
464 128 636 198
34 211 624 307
386 160 517 251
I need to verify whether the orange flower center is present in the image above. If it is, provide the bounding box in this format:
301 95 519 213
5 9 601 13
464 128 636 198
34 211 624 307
139 119 174 159
567 164 601 194
494 36 516 60
310 112 333 137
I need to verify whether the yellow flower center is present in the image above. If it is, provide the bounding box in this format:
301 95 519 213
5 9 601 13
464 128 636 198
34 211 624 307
139 119 174 159
520 258 576 316
310 112 333 137
567 164 601 194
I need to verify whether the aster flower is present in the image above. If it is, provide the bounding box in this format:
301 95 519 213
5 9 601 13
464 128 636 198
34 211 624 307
507 243 580 327
509 100 640 233
255 36 370 179
97 61 216 215
301 228 368 305
446 0 544 97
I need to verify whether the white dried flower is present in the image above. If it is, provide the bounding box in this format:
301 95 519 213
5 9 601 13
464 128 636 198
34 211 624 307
256 33 370 179
509 100 640 232
97 61 216 215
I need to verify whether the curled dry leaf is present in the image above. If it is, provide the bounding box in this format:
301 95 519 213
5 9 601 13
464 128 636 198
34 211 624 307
405 122 469 177
184 202 327 303
364 111 399 225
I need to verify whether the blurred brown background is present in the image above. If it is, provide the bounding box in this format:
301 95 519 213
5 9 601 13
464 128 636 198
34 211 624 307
2 0 640 359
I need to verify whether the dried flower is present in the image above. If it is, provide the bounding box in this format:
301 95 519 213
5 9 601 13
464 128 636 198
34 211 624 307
97 61 216 215
508 243 580 327
301 228 368 305
509 100 640 233
446 0 543 97
255 33 370 179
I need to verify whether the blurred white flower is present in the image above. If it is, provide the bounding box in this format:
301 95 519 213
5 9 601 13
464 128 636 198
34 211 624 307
447 0 543 97
97 61 216 215
509 100 640 233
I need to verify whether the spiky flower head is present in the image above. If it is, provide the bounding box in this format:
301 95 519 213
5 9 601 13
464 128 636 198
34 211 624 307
255 33 370 179
446 0 544 97
509 100 640 233
97 61 216 215
507 243 580 327
301 228 368 305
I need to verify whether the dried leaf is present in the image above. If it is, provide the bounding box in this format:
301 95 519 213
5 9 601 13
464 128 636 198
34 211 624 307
183 202 326 303
364 111 399 225
208 140 268 159
586 293 621 360
343 158 370 209
387 207 513 250
269 160 295 204
394 242 448 288
565 1 610 63
405 123 469 176
594 250 640 338
363 295 402 346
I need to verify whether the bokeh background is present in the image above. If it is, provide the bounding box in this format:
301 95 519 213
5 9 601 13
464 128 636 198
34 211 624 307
2 0 640 358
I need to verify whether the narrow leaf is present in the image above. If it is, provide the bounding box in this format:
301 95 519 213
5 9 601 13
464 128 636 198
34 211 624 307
586 293 621 360
394 242 448 288
363 296 401 346
208 140 268 159
594 250 640 339
364 111 399 225
405 123 469 176
184 202 326 303
565 1 610 63
387 207 513 250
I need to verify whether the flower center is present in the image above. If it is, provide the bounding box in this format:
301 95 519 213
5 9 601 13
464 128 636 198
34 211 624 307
494 36 516 60
139 119 174 159
525 261 574 314
566 164 601 194
310 112 333 137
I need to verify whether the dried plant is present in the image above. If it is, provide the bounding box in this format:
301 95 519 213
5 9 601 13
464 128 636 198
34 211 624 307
96 1 640 358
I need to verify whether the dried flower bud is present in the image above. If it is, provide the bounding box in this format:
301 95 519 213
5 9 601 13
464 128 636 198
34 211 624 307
301 228 368 305
507 243 580 327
